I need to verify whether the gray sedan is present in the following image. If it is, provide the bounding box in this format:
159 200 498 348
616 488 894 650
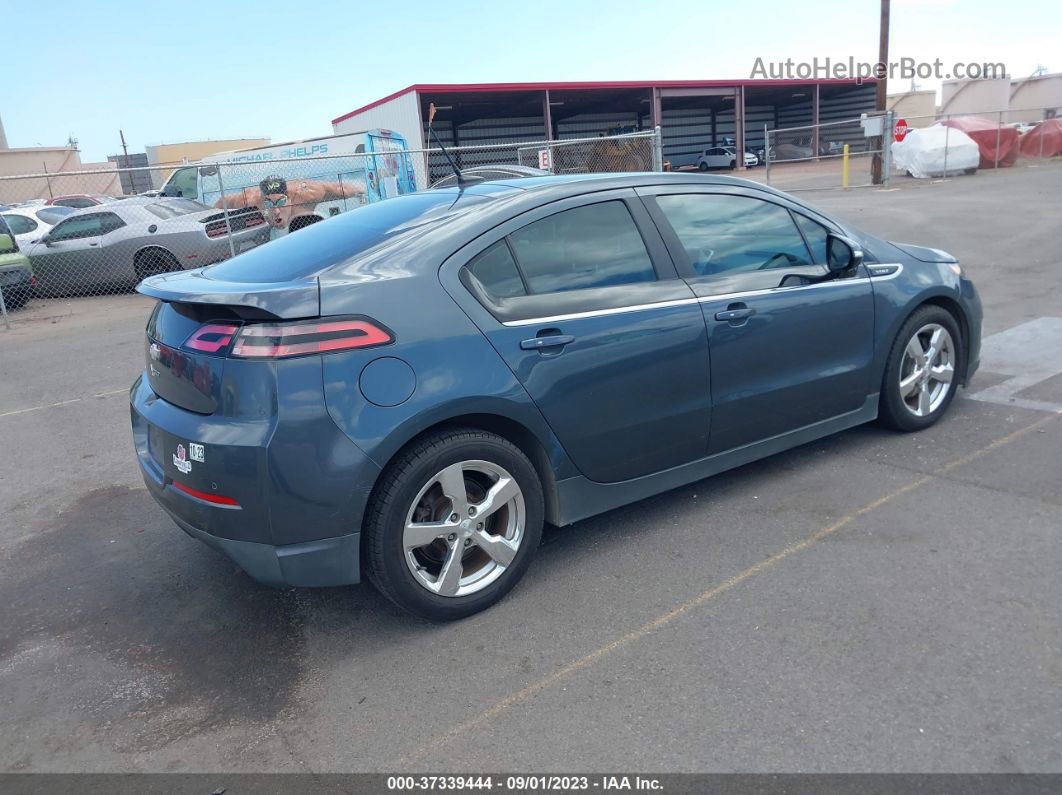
25 197 270 296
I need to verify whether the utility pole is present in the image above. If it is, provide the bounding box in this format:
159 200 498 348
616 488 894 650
119 129 133 195
872 0 891 184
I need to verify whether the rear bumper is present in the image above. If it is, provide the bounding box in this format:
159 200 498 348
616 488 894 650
130 360 378 587
163 501 360 587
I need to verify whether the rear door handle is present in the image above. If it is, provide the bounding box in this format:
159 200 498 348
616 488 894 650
714 308 755 322
88 242 100 247
520 334 575 350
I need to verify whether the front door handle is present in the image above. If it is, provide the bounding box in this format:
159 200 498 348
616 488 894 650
88 242 100 247
520 334 575 350
714 307 755 322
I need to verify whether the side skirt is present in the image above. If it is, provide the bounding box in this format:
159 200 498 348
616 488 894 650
553 393 879 526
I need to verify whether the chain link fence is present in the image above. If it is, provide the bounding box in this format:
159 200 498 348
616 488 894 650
760 107 1060 192
0 130 661 327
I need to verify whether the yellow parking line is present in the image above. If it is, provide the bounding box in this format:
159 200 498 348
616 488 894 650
0 387 126 419
0 398 82 418
402 413 1057 764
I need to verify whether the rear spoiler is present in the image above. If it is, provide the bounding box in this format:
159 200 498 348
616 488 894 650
136 269 319 320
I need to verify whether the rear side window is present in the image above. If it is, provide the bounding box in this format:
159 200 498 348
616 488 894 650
507 201 656 294
467 241 526 299
99 212 126 234
655 194 812 276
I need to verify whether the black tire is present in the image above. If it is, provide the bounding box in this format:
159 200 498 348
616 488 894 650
1 287 28 311
134 248 178 281
878 305 963 432
698 161 709 171
364 428 544 621
729 160 736 170
964 167 977 176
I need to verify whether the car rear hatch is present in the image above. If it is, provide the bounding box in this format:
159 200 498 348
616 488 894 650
138 269 319 414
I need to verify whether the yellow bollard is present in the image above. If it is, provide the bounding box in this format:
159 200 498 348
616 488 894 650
842 144 850 189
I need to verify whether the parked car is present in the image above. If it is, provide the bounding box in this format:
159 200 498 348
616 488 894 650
726 147 760 167
697 147 747 170
25 197 269 296
131 172 982 620
0 216 35 310
431 165 548 188
45 194 116 209
774 143 815 161
1 205 75 247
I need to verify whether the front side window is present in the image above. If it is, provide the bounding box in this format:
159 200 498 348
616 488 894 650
48 215 103 241
794 213 830 264
3 214 37 235
164 167 199 199
507 201 656 294
656 194 812 277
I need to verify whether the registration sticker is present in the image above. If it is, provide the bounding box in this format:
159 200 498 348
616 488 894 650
173 444 192 474
189 443 205 463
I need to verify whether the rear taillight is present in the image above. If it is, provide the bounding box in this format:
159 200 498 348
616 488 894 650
183 322 239 353
232 317 393 358
178 317 392 358
205 223 227 238
244 214 265 227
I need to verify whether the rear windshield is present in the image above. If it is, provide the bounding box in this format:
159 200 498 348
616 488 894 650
35 207 74 225
145 199 208 219
205 192 489 283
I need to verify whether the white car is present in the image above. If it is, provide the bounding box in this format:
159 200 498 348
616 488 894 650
0 205 76 247
697 146 758 170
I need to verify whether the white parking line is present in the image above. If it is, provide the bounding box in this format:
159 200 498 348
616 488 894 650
968 317 1062 414
0 388 127 419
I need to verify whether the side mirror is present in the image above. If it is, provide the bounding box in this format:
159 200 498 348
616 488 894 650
826 234 863 273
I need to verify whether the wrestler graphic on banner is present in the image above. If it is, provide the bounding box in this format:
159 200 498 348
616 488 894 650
215 175 365 233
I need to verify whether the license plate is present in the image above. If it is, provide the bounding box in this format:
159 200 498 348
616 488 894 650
0 270 22 285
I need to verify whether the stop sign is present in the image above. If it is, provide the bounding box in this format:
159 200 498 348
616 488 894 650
894 119 909 142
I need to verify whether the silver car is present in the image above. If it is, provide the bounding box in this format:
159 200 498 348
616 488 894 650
26 197 269 296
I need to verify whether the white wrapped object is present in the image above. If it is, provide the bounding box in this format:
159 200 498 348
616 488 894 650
891 125 980 178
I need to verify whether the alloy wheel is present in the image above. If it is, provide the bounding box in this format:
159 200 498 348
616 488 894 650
402 460 525 597
899 322 955 417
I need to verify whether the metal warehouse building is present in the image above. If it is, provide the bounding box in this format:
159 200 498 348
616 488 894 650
331 79 878 175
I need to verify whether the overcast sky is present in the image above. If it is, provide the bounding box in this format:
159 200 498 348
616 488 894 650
1 0 1056 161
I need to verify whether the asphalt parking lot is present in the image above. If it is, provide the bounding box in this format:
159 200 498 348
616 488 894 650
1 163 1060 773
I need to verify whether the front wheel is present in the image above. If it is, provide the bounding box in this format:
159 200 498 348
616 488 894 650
698 161 709 171
878 305 963 432
364 429 544 620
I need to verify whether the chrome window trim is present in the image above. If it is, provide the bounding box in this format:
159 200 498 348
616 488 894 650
501 265 904 328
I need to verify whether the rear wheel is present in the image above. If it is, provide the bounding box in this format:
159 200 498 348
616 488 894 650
134 248 178 281
698 161 709 171
878 305 962 432
364 429 544 620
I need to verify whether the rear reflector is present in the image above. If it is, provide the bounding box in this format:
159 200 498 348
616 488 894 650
172 481 240 506
231 317 393 358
